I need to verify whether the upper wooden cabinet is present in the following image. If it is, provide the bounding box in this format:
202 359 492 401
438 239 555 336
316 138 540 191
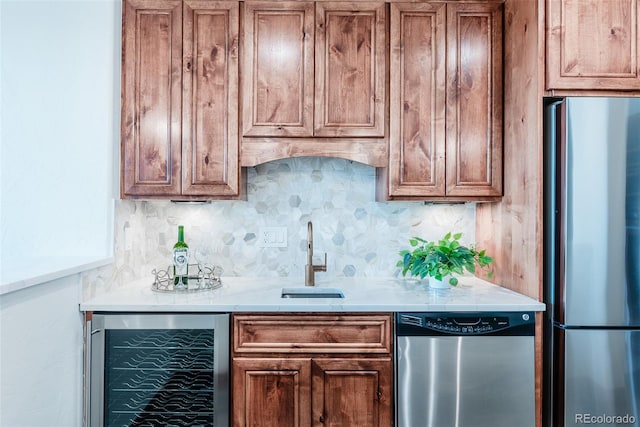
446 3 503 198
546 0 640 91
121 0 241 199
314 2 386 137
241 1 387 167
382 2 503 201
241 2 315 138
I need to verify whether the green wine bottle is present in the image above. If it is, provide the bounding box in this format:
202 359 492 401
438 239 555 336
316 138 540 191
173 225 189 288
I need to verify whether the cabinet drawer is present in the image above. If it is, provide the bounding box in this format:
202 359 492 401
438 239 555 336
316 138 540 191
233 313 392 354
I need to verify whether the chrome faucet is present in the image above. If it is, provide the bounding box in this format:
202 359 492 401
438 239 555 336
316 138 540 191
305 221 327 286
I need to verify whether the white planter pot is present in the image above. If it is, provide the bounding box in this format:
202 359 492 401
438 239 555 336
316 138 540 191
429 275 453 289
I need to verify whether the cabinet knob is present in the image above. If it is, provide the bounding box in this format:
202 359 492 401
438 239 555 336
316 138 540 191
319 415 325 423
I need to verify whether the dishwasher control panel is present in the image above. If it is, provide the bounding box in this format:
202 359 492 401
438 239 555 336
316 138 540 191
396 312 535 336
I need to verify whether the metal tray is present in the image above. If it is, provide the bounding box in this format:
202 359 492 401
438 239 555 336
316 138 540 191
151 264 222 293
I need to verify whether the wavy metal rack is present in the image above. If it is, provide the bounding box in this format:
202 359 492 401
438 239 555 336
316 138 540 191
106 329 216 426
151 264 222 293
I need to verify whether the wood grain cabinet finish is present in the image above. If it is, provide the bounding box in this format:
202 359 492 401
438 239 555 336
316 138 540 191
232 313 393 427
241 1 387 167
547 0 640 90
311 358 392 427
121 0 241 199
314 2 386 138
241 2 314 138
233 358 312 427
384 1 502 200
233 313 392 354
387 3 446 198
446 2 503 198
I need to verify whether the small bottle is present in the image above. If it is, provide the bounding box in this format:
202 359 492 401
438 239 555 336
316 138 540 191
173 225 189 289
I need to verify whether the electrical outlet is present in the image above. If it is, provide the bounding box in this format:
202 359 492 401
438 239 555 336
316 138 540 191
258 227 287 248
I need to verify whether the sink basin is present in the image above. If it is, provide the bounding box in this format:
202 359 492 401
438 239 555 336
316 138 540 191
281 287 345 299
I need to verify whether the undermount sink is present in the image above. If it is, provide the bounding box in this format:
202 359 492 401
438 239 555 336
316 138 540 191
281 287 345 299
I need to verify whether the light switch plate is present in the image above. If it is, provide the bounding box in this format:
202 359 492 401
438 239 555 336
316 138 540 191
258 227 287 248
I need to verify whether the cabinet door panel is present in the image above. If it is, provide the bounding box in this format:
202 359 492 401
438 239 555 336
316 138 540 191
312 358 392 427
389 3 446 197
183 1 239 196
446 3 502 197
233 358 311 427
242 2 314 137
547 0 640 90
315 2 385 137
122 0 182 196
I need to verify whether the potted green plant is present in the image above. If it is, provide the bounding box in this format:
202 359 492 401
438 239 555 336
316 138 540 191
397 232 494 288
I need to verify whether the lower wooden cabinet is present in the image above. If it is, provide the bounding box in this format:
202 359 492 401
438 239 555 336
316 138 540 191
311 358 392 427
232 313 393 427
233 358 312 427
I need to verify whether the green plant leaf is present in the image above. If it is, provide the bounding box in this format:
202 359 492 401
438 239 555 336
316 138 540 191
398 232 494 283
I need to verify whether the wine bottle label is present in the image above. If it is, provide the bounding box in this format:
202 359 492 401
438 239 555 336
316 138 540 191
173 248 189 276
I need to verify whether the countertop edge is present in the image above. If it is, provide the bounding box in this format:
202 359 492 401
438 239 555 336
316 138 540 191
1 256 114 296
81 303 546 313
79 276 546 313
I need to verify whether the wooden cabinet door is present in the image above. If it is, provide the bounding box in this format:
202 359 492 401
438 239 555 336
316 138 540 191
233 358 312 427
314 2 386 137
311 358 392 427
182 1 240 196
242 2 314 137
547 0 640 90
445 2 502 197
388 3 446 197
121 0 182 196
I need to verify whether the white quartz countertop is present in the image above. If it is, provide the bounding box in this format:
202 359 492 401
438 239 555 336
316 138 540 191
80 275 545 313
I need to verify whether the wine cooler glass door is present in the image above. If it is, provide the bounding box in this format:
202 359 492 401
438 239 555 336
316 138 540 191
89 314 229 427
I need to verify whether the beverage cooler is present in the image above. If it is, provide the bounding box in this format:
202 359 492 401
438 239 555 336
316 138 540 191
85 313 229 427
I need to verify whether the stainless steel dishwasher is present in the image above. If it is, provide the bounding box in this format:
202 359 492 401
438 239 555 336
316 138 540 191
396 312 535 427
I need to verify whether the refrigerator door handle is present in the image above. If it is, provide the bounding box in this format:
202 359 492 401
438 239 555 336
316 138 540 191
544 99 566 324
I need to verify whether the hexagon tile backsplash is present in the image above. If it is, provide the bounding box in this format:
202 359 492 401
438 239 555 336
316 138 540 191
87 158 476 294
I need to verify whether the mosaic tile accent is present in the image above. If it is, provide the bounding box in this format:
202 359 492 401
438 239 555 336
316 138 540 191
89 158 476 293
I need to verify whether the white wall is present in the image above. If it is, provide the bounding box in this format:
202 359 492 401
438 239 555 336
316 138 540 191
0 0 118 267
0 274 84 427
0 1 118 425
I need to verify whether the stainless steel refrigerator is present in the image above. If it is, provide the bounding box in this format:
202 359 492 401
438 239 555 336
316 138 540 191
544 97 640 427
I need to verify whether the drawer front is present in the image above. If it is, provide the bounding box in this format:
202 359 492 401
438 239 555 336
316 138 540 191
233 313 392 354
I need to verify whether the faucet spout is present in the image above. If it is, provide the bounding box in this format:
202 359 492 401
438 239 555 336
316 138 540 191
305 221 327 286
307 221 313 267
